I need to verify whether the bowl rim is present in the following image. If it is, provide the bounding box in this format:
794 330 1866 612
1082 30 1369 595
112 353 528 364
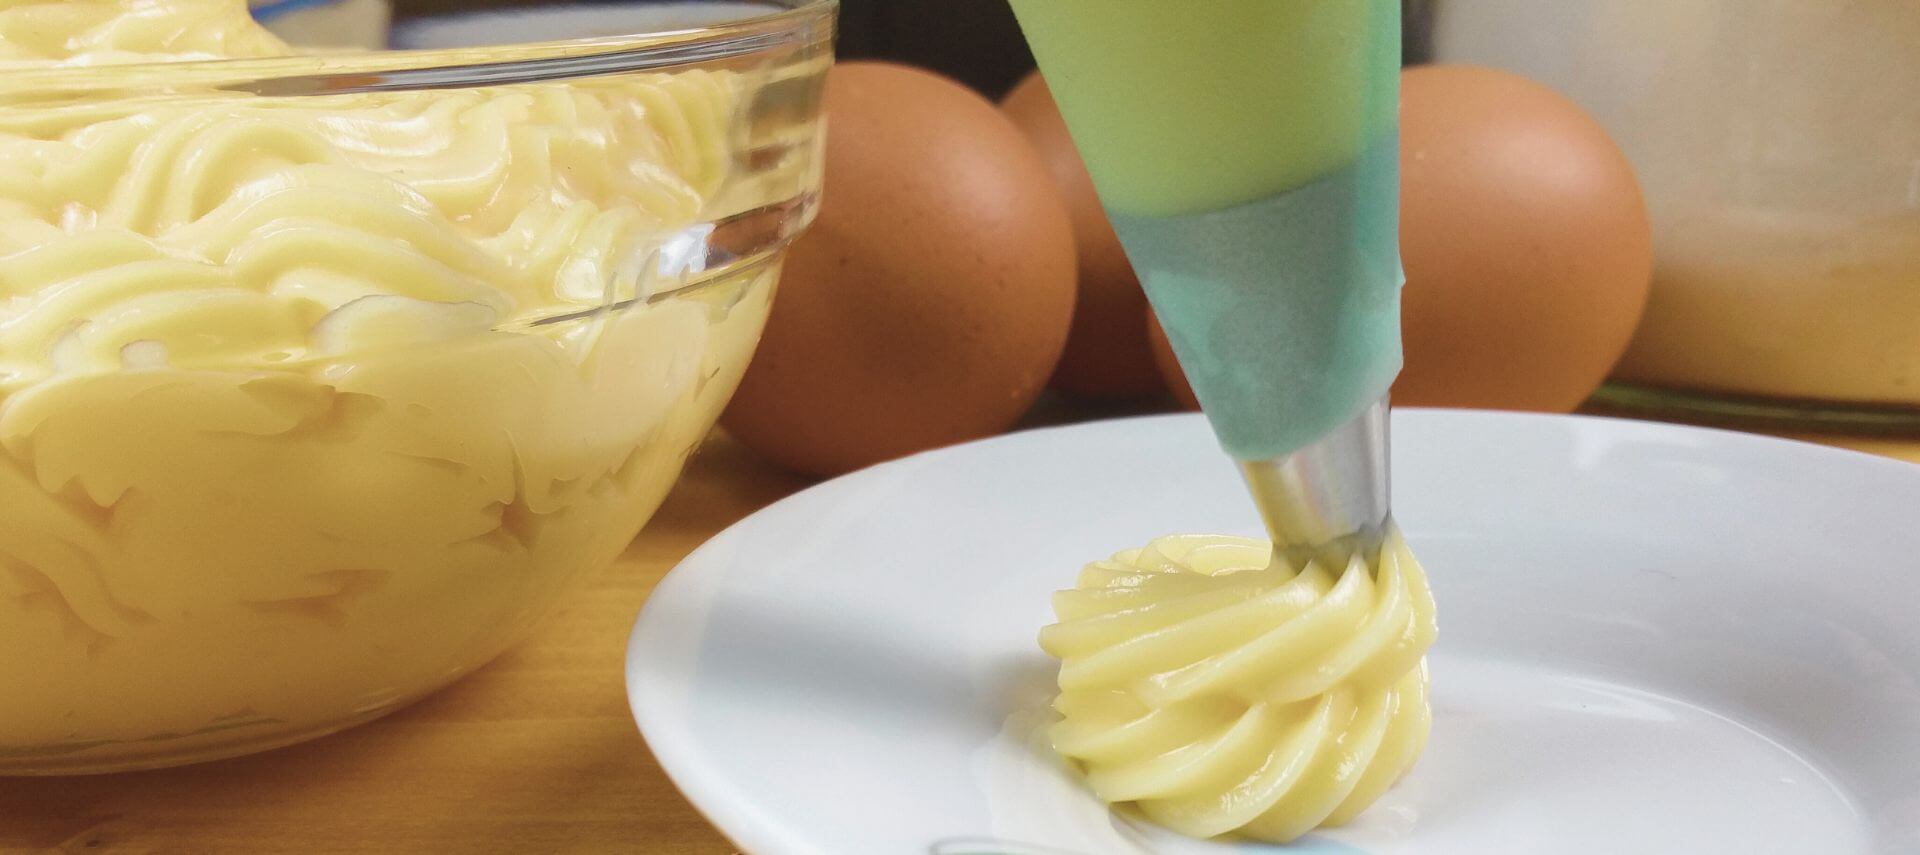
0 0 837 96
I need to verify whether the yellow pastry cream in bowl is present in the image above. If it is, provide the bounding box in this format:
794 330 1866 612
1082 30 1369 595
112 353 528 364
0 0 832 773
1041 526 1436 842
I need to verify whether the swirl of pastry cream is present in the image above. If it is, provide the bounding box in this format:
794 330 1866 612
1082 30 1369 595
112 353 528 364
1039 526 1437 842
0 0 815 770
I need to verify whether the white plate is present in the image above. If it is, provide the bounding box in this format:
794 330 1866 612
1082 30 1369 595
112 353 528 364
627 411 1920 854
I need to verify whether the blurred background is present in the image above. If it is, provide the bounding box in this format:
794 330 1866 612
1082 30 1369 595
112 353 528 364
384 0 1437 93
266 0 1920 476
390 0 1041 95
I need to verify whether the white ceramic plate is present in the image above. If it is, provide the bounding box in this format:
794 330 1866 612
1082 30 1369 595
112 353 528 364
628 411 1920 854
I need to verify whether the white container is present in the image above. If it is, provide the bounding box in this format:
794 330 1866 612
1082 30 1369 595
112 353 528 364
1429 1 1920 422
252 0 391 50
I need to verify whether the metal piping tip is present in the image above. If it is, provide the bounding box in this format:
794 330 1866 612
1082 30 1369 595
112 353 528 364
1240 395 1391 569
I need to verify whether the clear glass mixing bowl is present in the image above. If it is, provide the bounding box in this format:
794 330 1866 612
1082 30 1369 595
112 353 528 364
0 0 832 774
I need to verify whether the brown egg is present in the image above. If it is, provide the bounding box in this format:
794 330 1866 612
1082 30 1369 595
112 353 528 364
723 62 1077 477
1397 65 1653 412
1145 310 1199 411
1001 72 1162 401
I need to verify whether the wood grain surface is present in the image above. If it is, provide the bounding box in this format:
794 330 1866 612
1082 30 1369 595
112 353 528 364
0 420 1912 853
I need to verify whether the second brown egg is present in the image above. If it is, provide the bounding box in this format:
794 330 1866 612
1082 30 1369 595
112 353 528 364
1396 65 1653 413
1145 310 1199 411
723 62 1077 477
1002 72 1164 401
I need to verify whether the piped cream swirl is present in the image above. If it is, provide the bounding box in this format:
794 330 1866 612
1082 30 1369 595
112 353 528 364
1040 525 1436 842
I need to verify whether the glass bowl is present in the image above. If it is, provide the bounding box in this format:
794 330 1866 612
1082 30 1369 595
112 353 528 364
0 0 833 774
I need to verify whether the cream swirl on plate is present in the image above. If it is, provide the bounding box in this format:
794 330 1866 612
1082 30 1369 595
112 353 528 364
1040 526 1436 842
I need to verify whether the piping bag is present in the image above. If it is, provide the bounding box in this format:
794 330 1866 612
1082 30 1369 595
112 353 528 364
1008 0 1403 565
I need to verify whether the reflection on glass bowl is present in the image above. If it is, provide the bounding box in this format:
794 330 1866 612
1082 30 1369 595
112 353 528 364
0 0 833 774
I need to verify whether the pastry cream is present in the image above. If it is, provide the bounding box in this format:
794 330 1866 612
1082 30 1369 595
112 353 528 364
1040 526 1436 842
0 0 805 771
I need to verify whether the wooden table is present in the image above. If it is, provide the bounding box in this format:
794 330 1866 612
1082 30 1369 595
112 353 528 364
2 420 1914 853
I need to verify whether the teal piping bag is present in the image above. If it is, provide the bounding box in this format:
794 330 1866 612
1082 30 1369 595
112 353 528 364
1010 0 1404 556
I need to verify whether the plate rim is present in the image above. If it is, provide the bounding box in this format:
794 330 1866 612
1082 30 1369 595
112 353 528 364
625 409 1919 853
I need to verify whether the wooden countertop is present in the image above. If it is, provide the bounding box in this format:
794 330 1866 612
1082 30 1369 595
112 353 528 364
1 419 1914 853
